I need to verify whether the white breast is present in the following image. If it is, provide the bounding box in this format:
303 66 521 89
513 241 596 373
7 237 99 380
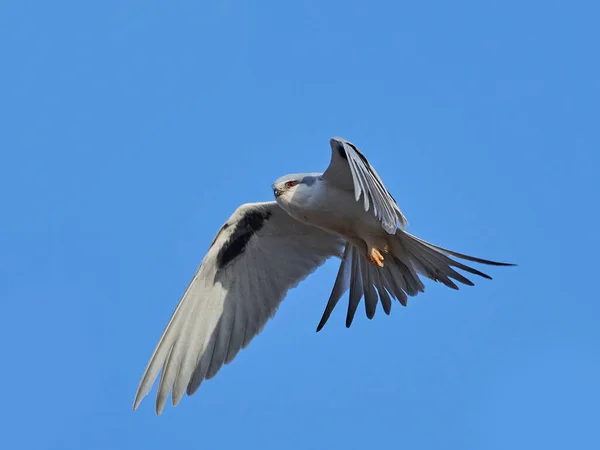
277 178 381 239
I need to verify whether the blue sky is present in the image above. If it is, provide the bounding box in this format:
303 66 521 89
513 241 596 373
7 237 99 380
1 0 599 449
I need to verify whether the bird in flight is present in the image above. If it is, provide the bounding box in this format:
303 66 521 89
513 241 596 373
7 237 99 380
133 137 514 414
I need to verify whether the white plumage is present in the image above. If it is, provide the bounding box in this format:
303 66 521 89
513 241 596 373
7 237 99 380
133 137 514 415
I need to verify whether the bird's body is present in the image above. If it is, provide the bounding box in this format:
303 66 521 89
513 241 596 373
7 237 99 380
276 173 383 250
133 137 515 415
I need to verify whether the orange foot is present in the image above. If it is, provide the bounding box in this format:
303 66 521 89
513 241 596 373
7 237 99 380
368 247 385 267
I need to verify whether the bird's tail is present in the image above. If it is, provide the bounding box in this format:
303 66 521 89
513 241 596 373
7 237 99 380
316 230 515 331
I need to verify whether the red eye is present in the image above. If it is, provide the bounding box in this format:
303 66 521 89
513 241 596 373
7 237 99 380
285 181 297 188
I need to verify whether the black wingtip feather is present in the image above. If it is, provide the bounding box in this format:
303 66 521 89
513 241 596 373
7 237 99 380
316 319 327 333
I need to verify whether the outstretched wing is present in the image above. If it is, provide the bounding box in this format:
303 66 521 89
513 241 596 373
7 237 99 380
133 201 344 415
321 137 408 234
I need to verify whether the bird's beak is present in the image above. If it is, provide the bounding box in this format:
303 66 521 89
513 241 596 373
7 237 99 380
273 187 282 197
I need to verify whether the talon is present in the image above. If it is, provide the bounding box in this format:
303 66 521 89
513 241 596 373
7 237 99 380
368 247 385 267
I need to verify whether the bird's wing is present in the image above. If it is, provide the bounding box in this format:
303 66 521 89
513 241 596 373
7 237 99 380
321 137 408 234
133 201 344 415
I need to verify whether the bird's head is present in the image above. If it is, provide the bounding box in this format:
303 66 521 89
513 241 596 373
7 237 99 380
272 173 320 211
272 174 301 198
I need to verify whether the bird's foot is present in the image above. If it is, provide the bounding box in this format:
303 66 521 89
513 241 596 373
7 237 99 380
368 247 385 268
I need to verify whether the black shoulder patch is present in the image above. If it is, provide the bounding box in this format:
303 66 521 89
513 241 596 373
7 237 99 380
216 209 272 269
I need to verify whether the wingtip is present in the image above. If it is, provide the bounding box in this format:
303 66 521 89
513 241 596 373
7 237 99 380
132 392 144 412
171 390 185 408
155 393 167 416
133 389 163 415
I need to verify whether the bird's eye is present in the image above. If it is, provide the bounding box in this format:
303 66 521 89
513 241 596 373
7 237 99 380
285 181 298 188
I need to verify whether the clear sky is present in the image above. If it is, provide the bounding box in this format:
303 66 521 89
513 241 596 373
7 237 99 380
1 1 599 449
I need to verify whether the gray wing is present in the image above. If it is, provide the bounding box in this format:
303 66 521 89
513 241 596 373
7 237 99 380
321 137 408 234
133 201 344 415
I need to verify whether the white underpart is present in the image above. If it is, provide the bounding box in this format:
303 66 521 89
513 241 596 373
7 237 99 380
275 178 387 253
